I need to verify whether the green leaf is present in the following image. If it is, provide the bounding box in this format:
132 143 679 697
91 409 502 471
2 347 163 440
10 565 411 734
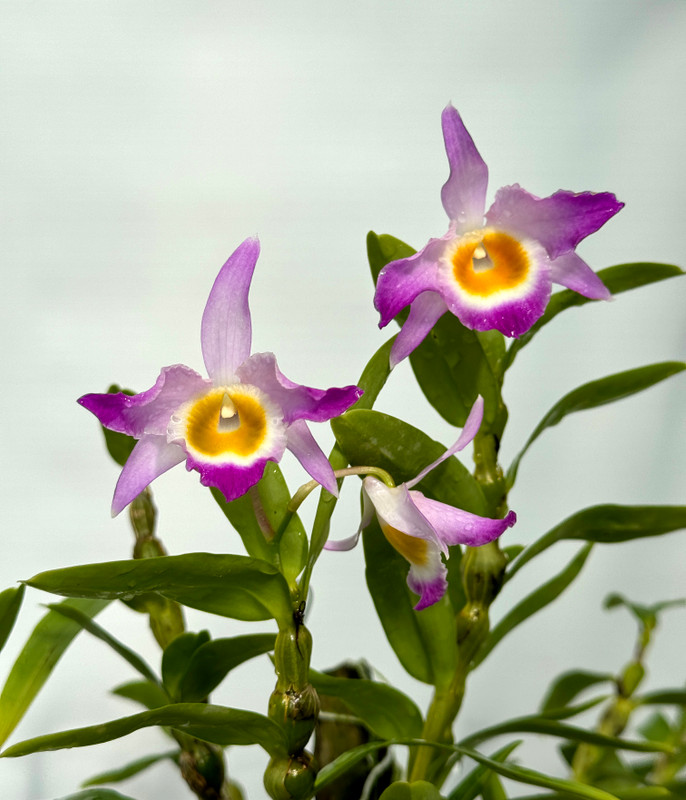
82 750 178 786
46 603 159 685
310 668 423 739
379 781 445 799
503 262 685 371
508 362 686 488
637 689 686 706
331 410 487 514
0 584 25 653
1 703 286 758
446 741 521 800
637 712 672 744
54 790 140 800
179 633 276 702
473 544 593 668
112 680 170 710
362 517 455 686
541 670 614 713
161 630 210 701
0 598 109 747
100 385 137 467
25 553 292 627
604 593 686 630
507 505 686 581
367 231 417 293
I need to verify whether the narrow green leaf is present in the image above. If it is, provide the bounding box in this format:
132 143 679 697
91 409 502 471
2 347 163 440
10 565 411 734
541 670 615 714
446 741 521 800
379 781 445 799
458 713 671 755
46 603 159 685
310 668 423 739
161 630 210 701
25 553 292 627
503 262 685 371
0 598 109 747
112 680 170 710
508 362 685 487
637 712 672 744
314 740 393 795
473 544 593 668
82 750 178 786
179 633 276 702
0 584 25 653
604 593 686 630
637 689 686 706
1 703 287 758
331 410 487 514
513 791 672 800
55 790 140 800
507 505 686 581
100 385 137 467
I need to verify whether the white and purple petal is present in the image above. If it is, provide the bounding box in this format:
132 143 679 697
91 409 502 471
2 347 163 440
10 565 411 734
374 234 452 328
286 418 338 496
363 478 441 549
236 352 362 424
411 493 516 547
389 291 448 369
184 453 270 504
486 184 624 260
406 560 449 611
549 250 612 300
112 435 186 516
78 365 209 438
201 237 260 385
440 104 489 232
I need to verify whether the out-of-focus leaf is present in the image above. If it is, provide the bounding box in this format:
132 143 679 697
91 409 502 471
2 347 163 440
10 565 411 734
540 697 609 720
179 633 276 702
637 712 672 744
514 791 671 800
54 790 140 800
379 781 445 799
112 680 169 710
0 598 109 747
604 593 686 630
25 553 292 627
503 262 685 371
637 689 686 706
541 670 615 714
46 603 159 685
362 517 455 686
82 750 178 786
508 362 685 488
100 385 137 467
310 668 423 739
1 703 286 758
331 410 487 514
446 741 521 800
0 584 25 653
161 630 210 701
473 544 593 668
507 505 686 581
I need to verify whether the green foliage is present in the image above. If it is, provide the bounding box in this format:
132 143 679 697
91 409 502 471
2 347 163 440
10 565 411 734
82 750 178 786
0 703 287 759
508 361 686 488
541 670 615 714
0 598 109 747
310 667 423 739
446 741 521 800
507 505 686 580
503 262 685 371
473 544 594 668
161 630 210 701
25 553 293 627
112 680 169 710
0 584 25 653
379 781 445 799
53 790 140 800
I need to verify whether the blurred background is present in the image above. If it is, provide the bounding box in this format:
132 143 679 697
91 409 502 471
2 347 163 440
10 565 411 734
1 1 685 797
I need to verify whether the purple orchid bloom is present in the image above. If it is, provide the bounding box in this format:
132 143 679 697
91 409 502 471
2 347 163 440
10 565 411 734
375 104 624 367
79 238 362 516
326 397 516 610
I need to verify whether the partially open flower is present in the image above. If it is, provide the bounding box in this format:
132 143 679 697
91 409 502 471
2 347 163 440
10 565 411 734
79 238 362 515
374 104 624 367
326 397 516 609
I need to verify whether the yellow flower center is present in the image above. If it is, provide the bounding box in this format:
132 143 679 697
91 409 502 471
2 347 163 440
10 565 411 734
382 523 429 566
184 388 267 458
451 229 531 297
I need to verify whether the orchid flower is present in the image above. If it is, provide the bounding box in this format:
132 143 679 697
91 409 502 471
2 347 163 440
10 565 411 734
326 397 516 610
375 104 624 367
79 238 362 516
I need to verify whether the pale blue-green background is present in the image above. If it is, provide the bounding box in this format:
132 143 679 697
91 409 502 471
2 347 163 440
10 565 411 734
2 1 685 798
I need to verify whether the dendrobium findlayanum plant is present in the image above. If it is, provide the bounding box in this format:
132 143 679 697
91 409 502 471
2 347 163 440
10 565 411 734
327 397 516 609
375 104 624 366
78 237 362 514
2 103 684 800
